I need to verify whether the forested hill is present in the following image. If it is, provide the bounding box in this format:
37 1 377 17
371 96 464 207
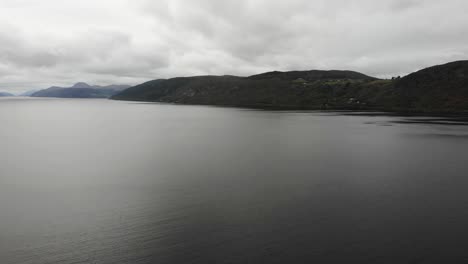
111 61 468 112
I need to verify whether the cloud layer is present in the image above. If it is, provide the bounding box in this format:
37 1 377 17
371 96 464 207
1 0 467 93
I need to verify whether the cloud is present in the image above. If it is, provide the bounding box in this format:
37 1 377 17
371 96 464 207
0 0 467 93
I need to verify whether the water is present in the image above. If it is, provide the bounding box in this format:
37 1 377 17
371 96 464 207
1 98 468 263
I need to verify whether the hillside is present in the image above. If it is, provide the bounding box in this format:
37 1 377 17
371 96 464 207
32 83 131 98
393 61 468 111
112 71 392 110
111 61 468 112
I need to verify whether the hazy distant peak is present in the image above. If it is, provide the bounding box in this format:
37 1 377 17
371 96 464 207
72 82 92 89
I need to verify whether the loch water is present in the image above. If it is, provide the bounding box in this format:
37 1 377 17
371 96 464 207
1 98 468 263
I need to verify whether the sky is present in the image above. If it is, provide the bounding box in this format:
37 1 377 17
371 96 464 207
0 0 467 93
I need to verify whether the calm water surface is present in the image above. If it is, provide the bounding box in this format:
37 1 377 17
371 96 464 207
1 98 468 263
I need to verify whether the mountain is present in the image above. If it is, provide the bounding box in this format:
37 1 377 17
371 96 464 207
111 61 468 112
32 83 131 98
71 82 93 89
0 92 14 97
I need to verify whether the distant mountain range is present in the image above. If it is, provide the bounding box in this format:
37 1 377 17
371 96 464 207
111 61 468 113
0 92 14 97
31 83 131 98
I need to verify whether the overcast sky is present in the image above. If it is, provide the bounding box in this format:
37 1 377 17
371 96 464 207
1 0 467 93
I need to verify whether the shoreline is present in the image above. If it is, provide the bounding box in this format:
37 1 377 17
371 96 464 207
110 97 468 117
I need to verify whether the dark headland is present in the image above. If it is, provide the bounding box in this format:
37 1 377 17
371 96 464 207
111 60 468 113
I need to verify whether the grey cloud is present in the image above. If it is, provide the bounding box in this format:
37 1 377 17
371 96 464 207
0 0 467 93
139 0 468 76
